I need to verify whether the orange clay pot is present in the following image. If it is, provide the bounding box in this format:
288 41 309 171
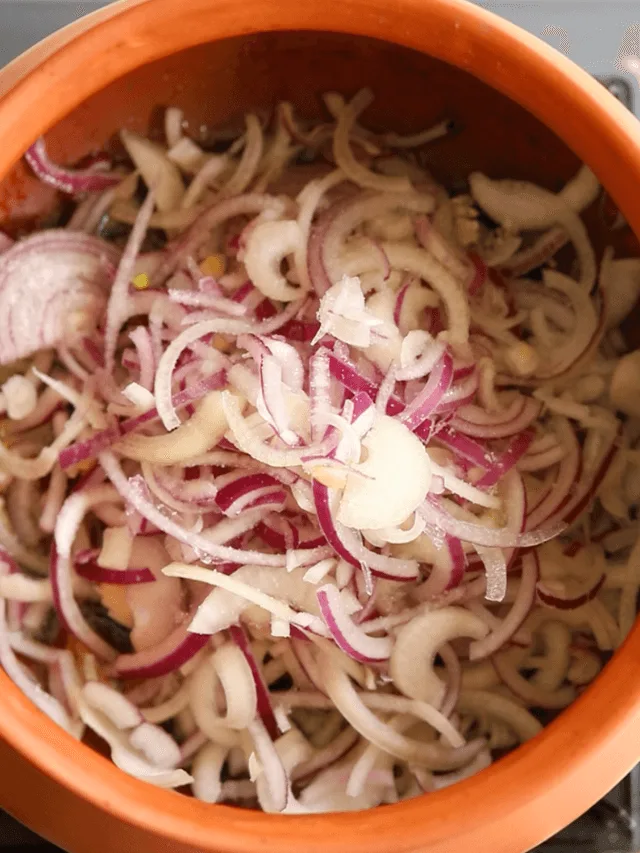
0 1 640 852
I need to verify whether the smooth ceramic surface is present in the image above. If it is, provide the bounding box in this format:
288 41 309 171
1 2 640 852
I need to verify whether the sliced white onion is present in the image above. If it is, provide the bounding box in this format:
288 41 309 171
163 563 325 636
317 652 483 770
192 742 228 803
456 690 542 741
390 607 489 707
244 220 303 302
332 90 412 194
118 392 240 465
120 130 185 212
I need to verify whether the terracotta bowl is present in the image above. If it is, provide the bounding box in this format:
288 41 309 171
1 1 640 852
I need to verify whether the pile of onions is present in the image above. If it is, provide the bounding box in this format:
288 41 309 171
0 89 637 813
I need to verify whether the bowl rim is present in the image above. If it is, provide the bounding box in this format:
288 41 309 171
1 1 640 851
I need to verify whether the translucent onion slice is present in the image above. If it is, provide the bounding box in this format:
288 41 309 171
120 129 185 212
316 583 392 663
117 391 240 465
317 651 484 770
390 607 488 707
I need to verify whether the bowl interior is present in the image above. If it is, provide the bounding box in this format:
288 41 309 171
0 30 590 230
0 26 639 853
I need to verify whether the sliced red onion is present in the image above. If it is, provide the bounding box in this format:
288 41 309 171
432 370 479 416
0 551 27 632
25 137 122 194
436 427 493 469
353 572 378 624
3 386 64 437
229 624 279 740
50 539 117 661
453 359 476 382
423 306 444 336
216 473 281 514
420 536 466 598
307 198 349 297
420 496 562 549
292 726 360 783
536 573 605 610
552 429 619 528
255 298 277 321
154 302 300 432
249 717 290 813
108 618 210 679
525 419 581 531
309 348 333 442
375 365 397 416
256 354 298 445
58 423 122 471
313 481 419 580
277 318 320 343
328 351 408 420
393 277 412 328
100 453 285 568
256 519 324 552
260 337 305 391
401 352 453 430
317 583 392 663
397 331 446 382
329 351 382 398
415 216 471 283
517 444 565 473
475 546 508 602
475 430 535 488
230 281 254 303
236 489 288 514
499 226 567 278
82 681 143 729
145 466 219 514
0 231 119 365
451 396 541 439
75 560 155 585
170 288 248 317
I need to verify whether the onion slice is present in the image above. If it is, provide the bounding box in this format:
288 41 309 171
469 553 538 659
75 561 155 585
25 137 122 193
390 607 489 707
317 584 392 663
0 231 118 365
229 624 279 740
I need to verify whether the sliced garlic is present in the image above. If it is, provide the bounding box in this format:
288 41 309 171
337 414 431 531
